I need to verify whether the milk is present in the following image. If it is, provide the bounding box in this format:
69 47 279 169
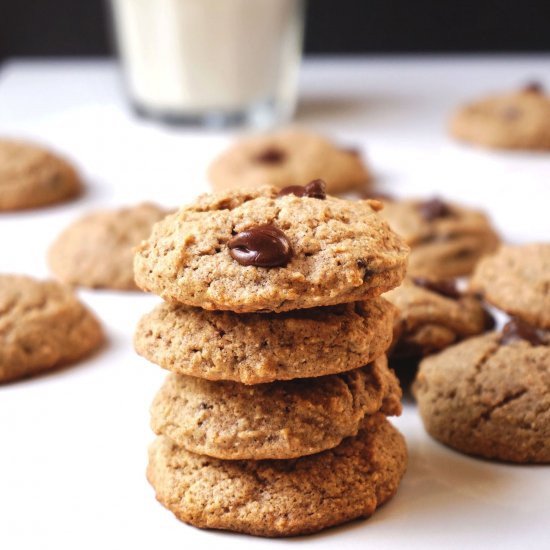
110 0 304 124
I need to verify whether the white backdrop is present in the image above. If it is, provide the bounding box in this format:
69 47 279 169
1 57 549 549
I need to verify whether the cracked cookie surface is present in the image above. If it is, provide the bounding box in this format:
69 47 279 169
450 87 550 150
379 198 499 278
147 414 407 537
49 203 169 290
0 139 82 211
135 297 396 383
134 186 409 313
0 274 104 382
470 243 550 329
150 356 402 460
385 278 493 358
208 129 372 195
413 332 550 463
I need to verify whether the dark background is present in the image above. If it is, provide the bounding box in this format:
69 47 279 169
1 0 549 60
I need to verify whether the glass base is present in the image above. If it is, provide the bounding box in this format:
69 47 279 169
131 97 292 129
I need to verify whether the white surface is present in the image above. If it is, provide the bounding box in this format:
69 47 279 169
0 57 549 549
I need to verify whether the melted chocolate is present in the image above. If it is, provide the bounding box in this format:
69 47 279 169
418 198 452 221
523 81 544 94
277 179 327 200
228 224 292 267
255 147 286 164
500 318 547 346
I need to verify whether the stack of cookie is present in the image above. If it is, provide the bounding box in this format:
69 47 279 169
133 183 410 536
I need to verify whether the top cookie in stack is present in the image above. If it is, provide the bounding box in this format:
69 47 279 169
134 182 410 537
134 184 408 313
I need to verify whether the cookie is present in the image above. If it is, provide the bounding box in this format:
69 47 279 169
0 139 81 211
150 356 402 460
49 203 169 290
413 326 550 463
470 243 550 329
450 83 550 150
208 129 372 195
147 414 407 537
0 275 104 383
135 297 396 384
379 197 499 278
385 277 494 358
134 186 409 313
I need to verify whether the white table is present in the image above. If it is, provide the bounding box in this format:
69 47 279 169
1 57 549 550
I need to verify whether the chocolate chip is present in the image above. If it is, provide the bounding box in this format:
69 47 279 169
254 147 286 164
417 198 452 221
357 259 375 281
303 179 327 199
500 318 547 346
412 277 461 300
228 224 292 267
523 81 544 94
277 179 327 200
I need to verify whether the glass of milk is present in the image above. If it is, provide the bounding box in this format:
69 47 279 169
110 0 305 127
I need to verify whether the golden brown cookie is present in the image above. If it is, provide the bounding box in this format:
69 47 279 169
0 139 81 211
379 197 499 278
150 357 402 460
135 297 396 383
48 203 169 291
470 243 550 329
414 327 550 463
385 277 494 358
0 274 104 382
147 414 407 537
450 83 550 150
208 129 372 195
134 186 409 313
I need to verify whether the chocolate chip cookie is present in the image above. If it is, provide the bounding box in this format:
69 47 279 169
450 83 550 150
134 186 409 313
147 413 407 537
150 357 401 460
379 197 499 278
414 324 550 463
49 203 169 290
135 297 396 384
386 277 494 358
470 243 550 329
0 139 82 211
0 275 104 382
208 129 372 195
